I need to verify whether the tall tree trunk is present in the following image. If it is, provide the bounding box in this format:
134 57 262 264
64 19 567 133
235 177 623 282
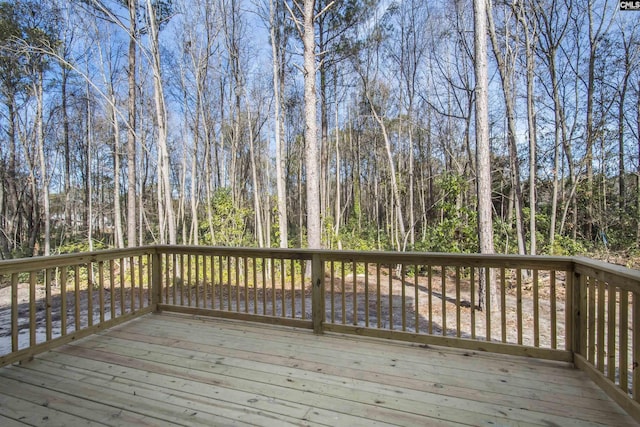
85 79 93 251
618 74 627 211
334 100 341 249
270 0 288 248
519 2 537 255
474 0 497 311
487 1 526 255
127 0 137 247
637 85 640 245
110 93 124 248
146 0 176 244
248 109 264 247
366 93 406 251
302 0 321 250
61 64 71 237
548 50 561 250
35 69 50 256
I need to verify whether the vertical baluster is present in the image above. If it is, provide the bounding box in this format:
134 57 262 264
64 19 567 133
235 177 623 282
129 257 136 312
441 266 447 336
388 264 393 330
98 262 105 323
342 261 347 325
579 273 589 357
196 255 201 308
87 263 93 327
619 290 629 393
236 256 241 312
607 283 616 381
533 269 539 347
187 254 192 307
179 254 184 306
550 271 557 349
376 264 381 329
253 257 258 315
261 257 267 315
60 268 67 336
455 266 461 338
46 269 53 340
119 258 127 314
401 264 406 331
139 255 145 308
228 256 234 311
633 291 639 402
172 254 177 305
11 273 18 351
364 262 369 328
516 268 522 345
270 258 276 315
218 256 224 309
246 257 250 314
428 265 433 335
588 276 596 363
330 261 335 323
202 255 211 308
290 259 295 318
500 268 506 343
300 260 305 319
485 267 491 342
414 264 419 334
45 269 52 340
280 259 285 317
164 254 169 304
74 266 80 331
110 260 116 319
210 255 215 309
251 258 258 314
29 271 36 346
353 261 358 326
225 256 231 311
470 268 476 340
597 279 606 372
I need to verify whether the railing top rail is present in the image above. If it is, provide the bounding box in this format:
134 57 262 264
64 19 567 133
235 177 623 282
574 256 640 292
0 247 153 275
7 245 640 280
156 245 574 269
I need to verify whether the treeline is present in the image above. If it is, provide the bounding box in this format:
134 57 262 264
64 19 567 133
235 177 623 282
0 0 638 259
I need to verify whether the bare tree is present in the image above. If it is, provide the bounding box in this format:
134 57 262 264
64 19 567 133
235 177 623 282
475 0 497 310
286 0 329 250
126 0 138 248
487 0 526 255
269 0 288 248
145 0 176 244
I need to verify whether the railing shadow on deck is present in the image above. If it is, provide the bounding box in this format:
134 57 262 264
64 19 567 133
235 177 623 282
0 245 639 422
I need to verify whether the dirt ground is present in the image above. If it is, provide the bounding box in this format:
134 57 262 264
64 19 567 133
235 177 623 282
1 264 567 355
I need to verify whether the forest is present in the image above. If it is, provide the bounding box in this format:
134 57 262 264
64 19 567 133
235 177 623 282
0 0 638 261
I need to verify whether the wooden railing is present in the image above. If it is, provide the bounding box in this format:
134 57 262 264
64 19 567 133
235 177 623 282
0 248 158 367
1 246 639 420
571 257 640 420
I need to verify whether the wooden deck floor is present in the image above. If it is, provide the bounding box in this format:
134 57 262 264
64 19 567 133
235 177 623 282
0 313 634 426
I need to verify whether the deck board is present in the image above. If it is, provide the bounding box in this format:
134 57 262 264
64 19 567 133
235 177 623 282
0 312 635 426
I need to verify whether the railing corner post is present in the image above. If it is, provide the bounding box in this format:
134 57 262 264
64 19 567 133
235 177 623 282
151 250 162 312
311 254 324 334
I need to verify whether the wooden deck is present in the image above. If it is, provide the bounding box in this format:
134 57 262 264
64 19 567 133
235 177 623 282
0 313 634 426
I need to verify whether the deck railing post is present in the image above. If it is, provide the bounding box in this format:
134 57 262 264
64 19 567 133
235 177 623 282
151 249 162 311
311 253 324 334
569 269 587 359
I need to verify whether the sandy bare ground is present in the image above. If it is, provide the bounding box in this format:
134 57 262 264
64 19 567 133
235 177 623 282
1 266 566 355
